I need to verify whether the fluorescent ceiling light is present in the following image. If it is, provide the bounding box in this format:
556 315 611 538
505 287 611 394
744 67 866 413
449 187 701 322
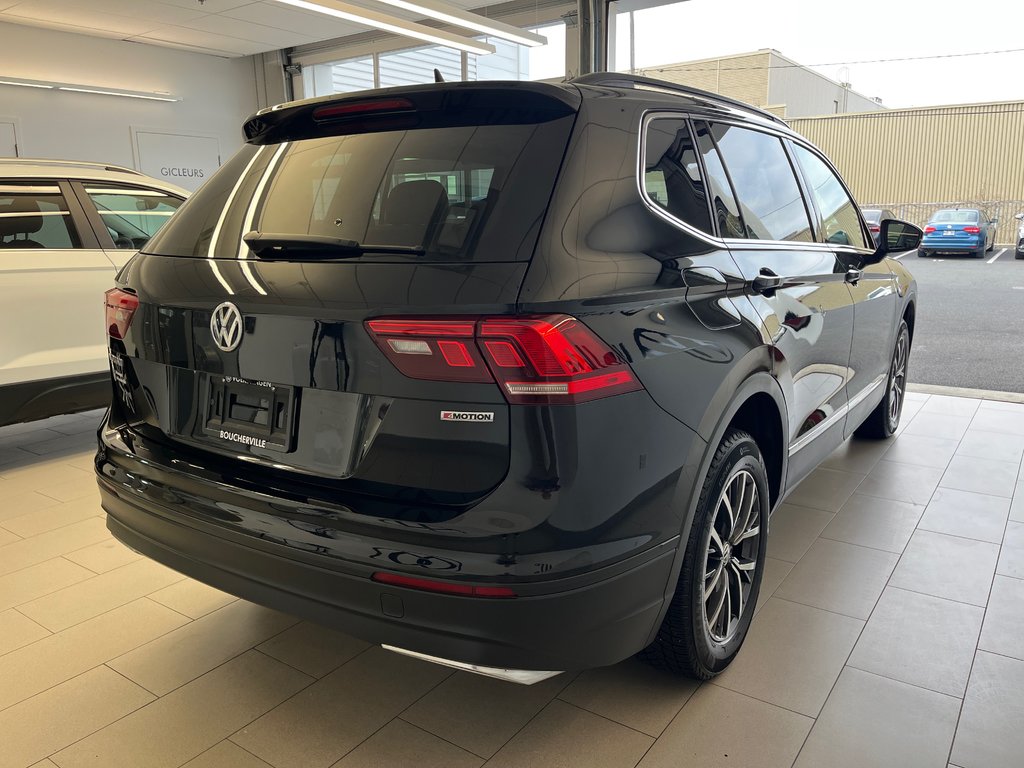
274 0 496 55
0 79 53 89
370 0 546 47
0 76 179 101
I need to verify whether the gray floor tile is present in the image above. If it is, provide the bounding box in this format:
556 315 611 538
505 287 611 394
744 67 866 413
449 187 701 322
558 658 698 737
484 700 653 768
956 429 1024 464
918 487 1011 544
848 586 984 696
794 668 961 768
637 684 812 768
919 395 982 418
940 455 1019 498
712 597 863 717
890 530 999 606
1009 481 1024 523
857 460 944 505
774 538 898 619
952 651 1024 768
334 719 483 768
821 437 891 475
904 412 972 441
232 646 449 768
53 651 312 768
403 669 569 759
182 741 274 768
821 493 924 553
970 408 1024 436
0 608 49 656
978 575 1024 662
767 503 834 564
882 433 959 469
257 622 370 679
978 398 1024 413
756 557 793 614
997 521 1024 579
784 467 864 513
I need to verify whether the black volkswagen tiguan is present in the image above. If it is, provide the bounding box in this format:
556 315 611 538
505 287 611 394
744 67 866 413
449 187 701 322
97 74 920 683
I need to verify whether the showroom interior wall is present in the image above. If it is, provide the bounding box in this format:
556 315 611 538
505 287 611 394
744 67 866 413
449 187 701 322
0 21 258 172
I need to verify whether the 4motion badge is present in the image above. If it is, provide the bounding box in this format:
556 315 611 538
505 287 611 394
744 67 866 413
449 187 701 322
440 411 494 422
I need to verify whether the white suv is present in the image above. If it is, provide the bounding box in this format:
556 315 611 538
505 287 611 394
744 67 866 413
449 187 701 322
0 159 187 426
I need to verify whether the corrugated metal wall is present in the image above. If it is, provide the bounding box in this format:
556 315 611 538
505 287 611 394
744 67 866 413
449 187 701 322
790 102 1024 235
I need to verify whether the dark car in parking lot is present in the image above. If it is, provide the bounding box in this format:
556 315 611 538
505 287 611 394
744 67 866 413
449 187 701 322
1016 212 1024 259
919 207 997 257
862 207 897 247
96 74 921 683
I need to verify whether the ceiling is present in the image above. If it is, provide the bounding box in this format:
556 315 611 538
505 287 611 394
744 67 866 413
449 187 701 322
0 0 514 57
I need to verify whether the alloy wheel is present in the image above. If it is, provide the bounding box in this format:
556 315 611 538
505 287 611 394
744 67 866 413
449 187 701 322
888 332 908 428
702 468 762 644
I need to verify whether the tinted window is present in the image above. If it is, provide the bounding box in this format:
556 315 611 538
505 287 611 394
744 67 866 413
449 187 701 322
643 118 711 233
932 209 979 224
692 122 745 238
85 187 184 249
791 144 870 249
862 209 881 224
711 124 812 243
146 117 575 263
0 183 80 249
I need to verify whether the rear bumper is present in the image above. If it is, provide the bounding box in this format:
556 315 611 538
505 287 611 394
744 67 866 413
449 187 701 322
920 237 981 252
97 429 678 671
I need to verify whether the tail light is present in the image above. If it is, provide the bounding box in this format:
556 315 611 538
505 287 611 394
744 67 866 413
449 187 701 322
104 288 139 339
924 226 936 234
366 314 642 405
868 225 880 233
963 225 981 234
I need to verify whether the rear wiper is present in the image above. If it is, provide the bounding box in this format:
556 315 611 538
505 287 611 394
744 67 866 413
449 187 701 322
243 231 425 259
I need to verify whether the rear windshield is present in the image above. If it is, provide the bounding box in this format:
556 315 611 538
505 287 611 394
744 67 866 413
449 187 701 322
862 209 881 223
144 118 575 263
932 209 979 223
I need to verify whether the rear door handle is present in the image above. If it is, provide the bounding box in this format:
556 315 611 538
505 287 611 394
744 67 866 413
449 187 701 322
752 267 783 295
845 268 863 285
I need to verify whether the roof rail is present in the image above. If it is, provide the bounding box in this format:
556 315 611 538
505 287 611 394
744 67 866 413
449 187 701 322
0 158 146 176
571 73 788 125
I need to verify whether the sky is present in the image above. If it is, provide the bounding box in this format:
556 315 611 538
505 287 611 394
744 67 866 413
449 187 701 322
609 0 1024 109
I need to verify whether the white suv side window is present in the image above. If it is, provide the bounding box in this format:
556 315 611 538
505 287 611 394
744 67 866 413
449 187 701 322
0 183 80 249
85 187 184 249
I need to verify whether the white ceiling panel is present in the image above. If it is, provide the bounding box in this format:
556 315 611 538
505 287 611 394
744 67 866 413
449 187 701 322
223 2 365 38
0 0 528 58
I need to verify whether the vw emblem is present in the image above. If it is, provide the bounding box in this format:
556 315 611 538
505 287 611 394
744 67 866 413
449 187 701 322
210 302 243 352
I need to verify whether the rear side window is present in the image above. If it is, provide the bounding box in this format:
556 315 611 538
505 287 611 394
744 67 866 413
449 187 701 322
85 187 184 249
642 118 712 234
146 117 575 263
708 123 813 243
791 144 870 249
692 122 745 239
0 183 80 250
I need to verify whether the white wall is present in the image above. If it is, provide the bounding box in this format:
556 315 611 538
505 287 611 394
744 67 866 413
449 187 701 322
768 51 883 118
0 22 258 170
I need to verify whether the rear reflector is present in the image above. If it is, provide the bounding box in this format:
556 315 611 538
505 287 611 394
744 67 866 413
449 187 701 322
372 572 516 598
104 288 139 340
365 314 642 404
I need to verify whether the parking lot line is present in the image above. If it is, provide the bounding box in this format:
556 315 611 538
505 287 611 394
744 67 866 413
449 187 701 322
987 248 1007 264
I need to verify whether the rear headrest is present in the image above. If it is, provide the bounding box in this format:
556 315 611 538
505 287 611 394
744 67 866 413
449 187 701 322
385 180 448 226
0 196 43 237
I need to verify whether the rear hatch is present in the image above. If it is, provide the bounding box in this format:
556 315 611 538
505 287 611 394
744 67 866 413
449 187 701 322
108 83 581 509
925 211 981 247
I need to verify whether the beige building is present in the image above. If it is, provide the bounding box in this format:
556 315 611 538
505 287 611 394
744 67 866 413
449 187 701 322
790 100 1024 235
640 49 883 119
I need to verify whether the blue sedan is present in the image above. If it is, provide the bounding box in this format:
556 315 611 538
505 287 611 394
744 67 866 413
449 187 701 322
919 208 998 258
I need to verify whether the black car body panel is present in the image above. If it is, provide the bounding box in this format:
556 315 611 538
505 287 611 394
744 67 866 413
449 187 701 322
96 76 916 672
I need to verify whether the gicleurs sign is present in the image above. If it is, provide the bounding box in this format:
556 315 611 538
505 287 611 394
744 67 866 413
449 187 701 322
133 130 221 192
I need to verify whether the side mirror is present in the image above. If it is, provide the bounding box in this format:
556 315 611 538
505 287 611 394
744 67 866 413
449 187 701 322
868 219 922 261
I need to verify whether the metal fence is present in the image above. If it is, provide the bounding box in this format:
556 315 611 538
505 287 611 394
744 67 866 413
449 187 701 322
864 200 1024 243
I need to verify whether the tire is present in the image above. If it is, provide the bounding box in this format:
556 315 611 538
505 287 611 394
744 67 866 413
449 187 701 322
638 429 769 680
855 319 910 439
917 249 928 257
974 248 985 258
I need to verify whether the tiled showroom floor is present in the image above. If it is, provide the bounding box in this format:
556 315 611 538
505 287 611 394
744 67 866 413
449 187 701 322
1 391 1023 768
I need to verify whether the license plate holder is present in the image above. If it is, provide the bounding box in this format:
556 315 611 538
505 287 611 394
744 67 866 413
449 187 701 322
201 375 296 452
943 230 956 236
